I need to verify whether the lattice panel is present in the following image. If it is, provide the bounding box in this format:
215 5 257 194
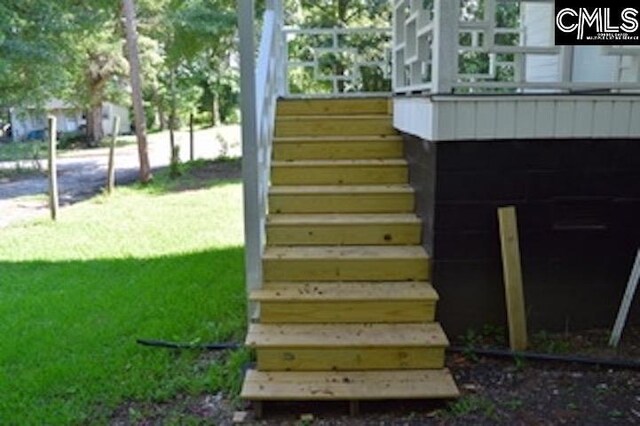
456 0 559 91
393 0 435 92
603 46 640 84
284 28 392 96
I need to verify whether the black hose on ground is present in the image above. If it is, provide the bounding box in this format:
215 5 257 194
448 345 640 370
136 339 240 350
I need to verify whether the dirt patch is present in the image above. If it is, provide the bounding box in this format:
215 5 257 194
168 159 241 193
110 392 237 426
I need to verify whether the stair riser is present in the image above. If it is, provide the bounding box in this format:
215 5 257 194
263 259 430 282
277 99 389 116
256 348 445 371
271 165 407 185
269 193 414 214
276 119 395 137
267 223 421 245
260 301 435 323
273 141 403 161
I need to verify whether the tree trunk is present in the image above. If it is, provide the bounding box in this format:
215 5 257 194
123 0 152 183
211 91 219 126
153 84 165 130
169 66 177 156
158 107 167 130
86 102 103 145
189 112 194 161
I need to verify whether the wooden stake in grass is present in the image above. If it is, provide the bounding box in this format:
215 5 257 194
47 116 59 221
498 206 527 351
107 116 121 195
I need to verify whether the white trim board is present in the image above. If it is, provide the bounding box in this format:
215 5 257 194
393 95 640 141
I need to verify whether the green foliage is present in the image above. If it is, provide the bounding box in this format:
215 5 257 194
531 330 572 354
0 1 74 106
0 175 246 423
443 395 499 420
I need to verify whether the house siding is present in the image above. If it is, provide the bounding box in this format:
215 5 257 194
404 136 640 337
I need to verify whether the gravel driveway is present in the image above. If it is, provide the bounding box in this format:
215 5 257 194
0 125 240 228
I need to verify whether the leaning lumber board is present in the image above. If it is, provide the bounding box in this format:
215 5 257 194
609 248 640 347
498 206 528 351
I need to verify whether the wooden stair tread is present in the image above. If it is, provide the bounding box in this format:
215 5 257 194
241 369 460 401
277 114 391 121
263 245 428 260
275 135 402 143
251 281 438 302
268 213 420 225
277 98 390 116
246 323 448 348
272 159 407 167
270 185 413 195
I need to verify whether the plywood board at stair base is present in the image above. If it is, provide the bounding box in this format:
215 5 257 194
267 213 421 245
273 136 404 161
271 159 408 185
277 98 390 116
241 369 460 401
269 185 415 214
275 115 395 137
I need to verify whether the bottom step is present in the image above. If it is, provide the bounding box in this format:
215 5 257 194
241 369 460 401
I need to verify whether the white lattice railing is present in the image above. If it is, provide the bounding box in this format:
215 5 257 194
283 27 392 97
393 0 640 94
238 0 284 320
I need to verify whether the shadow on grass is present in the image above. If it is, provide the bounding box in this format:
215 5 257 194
0 247 247 424
135 158 241 196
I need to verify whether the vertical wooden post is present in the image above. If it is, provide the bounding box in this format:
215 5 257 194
498 206 528 351
189 112 194 162
107 116 121 195
609 249 640 347
47 116 59 221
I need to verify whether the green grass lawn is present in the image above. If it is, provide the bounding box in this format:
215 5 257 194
0 166 247 424
0 140 46 162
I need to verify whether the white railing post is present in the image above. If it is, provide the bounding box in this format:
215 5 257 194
238 0 261 322
432 0 457 93
274 0 286 96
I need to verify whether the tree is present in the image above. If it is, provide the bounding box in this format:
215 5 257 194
123 0 152 183
1 0 238 174
156 0 235 129
0 1 73 106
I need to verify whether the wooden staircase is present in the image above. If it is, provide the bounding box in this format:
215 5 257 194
241 98 459 409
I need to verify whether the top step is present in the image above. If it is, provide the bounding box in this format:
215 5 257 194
277 98 390 117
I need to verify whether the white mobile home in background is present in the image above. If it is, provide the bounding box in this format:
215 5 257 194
9 100 130 141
